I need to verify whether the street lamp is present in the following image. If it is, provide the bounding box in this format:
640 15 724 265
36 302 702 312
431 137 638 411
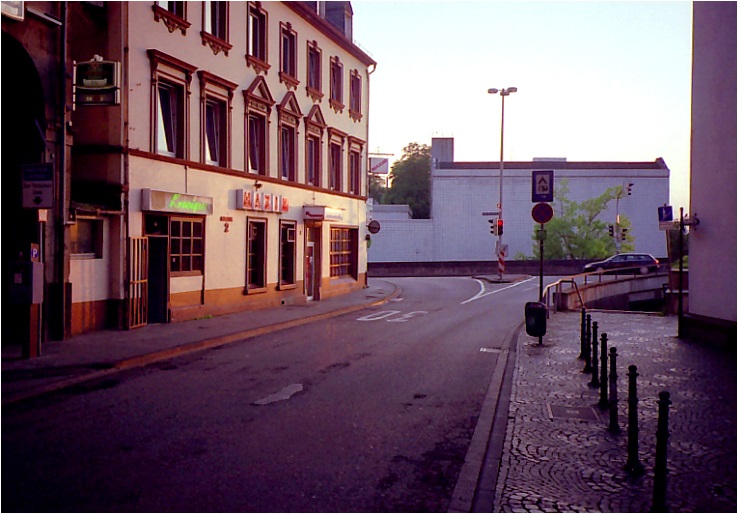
488 86 517 279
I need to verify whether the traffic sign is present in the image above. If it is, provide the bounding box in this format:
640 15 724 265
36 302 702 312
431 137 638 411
532 170 554 202
22 163 54 209
658 205 674 231
531 202 554 224
367 219 381 234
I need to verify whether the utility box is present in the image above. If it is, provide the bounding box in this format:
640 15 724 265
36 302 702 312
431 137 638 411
10 261 44 304
525 301 547 337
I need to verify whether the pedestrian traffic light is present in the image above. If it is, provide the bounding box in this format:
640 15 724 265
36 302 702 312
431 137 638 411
497 219 504 236
489 218 497 235
608 224 614 237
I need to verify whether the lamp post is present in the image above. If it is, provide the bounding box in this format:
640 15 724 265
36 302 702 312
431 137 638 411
488 86 517 279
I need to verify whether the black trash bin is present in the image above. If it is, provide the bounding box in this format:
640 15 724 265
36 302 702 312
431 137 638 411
525 301 547 337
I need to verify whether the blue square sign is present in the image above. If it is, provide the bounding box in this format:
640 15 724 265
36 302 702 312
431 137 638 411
532 170 554 202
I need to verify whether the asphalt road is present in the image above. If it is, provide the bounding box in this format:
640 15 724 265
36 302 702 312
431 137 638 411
2 276 544 512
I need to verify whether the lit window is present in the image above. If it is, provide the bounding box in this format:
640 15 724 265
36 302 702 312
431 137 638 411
330 227 357 279
70 218 103 259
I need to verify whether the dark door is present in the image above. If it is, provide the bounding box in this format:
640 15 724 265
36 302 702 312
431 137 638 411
147 236 169 323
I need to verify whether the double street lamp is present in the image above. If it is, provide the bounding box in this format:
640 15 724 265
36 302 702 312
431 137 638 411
488 86 517 278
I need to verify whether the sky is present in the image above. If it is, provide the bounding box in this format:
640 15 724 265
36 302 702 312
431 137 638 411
351 1 694 208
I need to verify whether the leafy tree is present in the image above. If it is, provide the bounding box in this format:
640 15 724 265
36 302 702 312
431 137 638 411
368 173 387 204
382 142 431 219
531 180 634 259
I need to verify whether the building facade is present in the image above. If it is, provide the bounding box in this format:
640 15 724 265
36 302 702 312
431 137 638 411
4 1 376 342
683 1 736 343
369 137 670 264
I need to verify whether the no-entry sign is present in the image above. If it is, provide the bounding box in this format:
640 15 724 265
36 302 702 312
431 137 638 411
532 202 554 224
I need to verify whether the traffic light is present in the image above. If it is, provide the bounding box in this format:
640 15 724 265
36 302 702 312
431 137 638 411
621 227 628 238
627 183 634 196
497 219 504 236
489 218 497 235
608 224 614 237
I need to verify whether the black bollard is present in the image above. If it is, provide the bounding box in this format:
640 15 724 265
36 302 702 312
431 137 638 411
589 322 600 388
625 365 644 476
598 333 609 408
583 314 592 372
652 391 671 512
608 347 620 433
579 308 587 360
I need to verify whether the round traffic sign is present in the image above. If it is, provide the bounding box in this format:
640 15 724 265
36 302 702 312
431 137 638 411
532 202 554 224
367 219 381 234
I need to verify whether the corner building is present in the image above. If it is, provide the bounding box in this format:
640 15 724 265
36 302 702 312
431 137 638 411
69 1 375 333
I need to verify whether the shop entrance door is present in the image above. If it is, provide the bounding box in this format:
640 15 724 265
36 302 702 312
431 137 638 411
305 241 315 301
147 235 169 323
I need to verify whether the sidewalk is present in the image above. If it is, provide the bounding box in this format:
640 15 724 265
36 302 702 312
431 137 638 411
493 310 737 513
1 279 400 405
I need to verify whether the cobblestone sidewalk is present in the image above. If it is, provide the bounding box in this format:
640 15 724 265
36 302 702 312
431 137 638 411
494 311 736 513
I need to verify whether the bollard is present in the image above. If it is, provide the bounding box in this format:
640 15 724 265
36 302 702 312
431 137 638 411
598 333 609 408
579 308 587 360
625 365 644 476
589 322 600 388
608 347 620 433
652 391 671 512
583 314 592 372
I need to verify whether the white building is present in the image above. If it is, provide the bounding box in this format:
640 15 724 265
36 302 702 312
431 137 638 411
369 137 669 263
682 2 736 343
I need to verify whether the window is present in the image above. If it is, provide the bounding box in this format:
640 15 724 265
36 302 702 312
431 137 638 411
246 218 267 290
329 56 344 112
148 50 196 159
279 221 296 287
244 76 275 176
280 126 296 181
170 217 204 275
198 71 236 168
306 135 320 186
248 113 267 174
277 92 302 182
153 1 190 34
70 218 103 258
330 227 357 279
156 81 184 157
306 41 322 102
349 148 361 195
280 23 298 89
349 69 362 122
330 142 342 191
201 1 231 55
247 2 269 74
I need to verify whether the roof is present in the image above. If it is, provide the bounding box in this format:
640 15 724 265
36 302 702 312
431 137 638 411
439 158 669 171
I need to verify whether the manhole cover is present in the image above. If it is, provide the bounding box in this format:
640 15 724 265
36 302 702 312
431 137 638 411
546 404 600 422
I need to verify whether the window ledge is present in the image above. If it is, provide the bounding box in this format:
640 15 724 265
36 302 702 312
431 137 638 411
245 286 268 295
306 86 323 103
278 283 297 291
245 54 270 75
279 72 300 91
349 109 363 122
329 98 344 114
201 31 232 56
152 5 190 35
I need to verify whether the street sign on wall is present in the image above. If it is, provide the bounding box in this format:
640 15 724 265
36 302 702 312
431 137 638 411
532 170 554 202
22 163 54 209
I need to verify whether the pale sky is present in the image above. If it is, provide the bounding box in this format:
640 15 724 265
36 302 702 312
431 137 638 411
352 0 693 208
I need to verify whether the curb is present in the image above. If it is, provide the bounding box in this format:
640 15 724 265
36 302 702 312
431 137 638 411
2 285 400 406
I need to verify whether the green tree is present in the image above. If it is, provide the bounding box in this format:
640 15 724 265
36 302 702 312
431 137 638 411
368 173 387 204
531 180 634 259
382 142 431 219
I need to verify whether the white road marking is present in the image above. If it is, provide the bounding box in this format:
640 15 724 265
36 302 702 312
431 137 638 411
253 383 304 405
461 277 537 305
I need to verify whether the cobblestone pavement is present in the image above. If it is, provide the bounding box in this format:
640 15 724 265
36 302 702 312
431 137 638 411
494 311 736 513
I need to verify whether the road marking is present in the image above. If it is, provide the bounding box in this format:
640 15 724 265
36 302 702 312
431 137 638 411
480 348 501 353
253 383 303 405
461 277 537 305
356 310 428 322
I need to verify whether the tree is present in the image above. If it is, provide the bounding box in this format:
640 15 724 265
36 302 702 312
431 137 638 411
382 142 431 219
368 174 387 204
531 180 634 259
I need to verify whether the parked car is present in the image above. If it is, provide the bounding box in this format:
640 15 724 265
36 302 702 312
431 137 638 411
583 253 660 274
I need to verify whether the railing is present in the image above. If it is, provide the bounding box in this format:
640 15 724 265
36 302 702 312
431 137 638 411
542 265 669 316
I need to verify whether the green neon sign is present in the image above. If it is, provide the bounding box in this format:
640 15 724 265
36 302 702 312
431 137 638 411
169 193 209 213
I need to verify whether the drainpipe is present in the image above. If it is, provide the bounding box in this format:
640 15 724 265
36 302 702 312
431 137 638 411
56 0 70 340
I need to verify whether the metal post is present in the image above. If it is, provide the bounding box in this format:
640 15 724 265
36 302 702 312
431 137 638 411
538 223 544 301
652 391 672 512
678 207 684 338
590 322 600 388
598 333 609 408
579 308 587 360
583 314 592 372
625 365 644 476
608 347 620 433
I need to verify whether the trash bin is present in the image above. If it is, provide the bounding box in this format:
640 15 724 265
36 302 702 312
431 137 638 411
525 301 547 337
